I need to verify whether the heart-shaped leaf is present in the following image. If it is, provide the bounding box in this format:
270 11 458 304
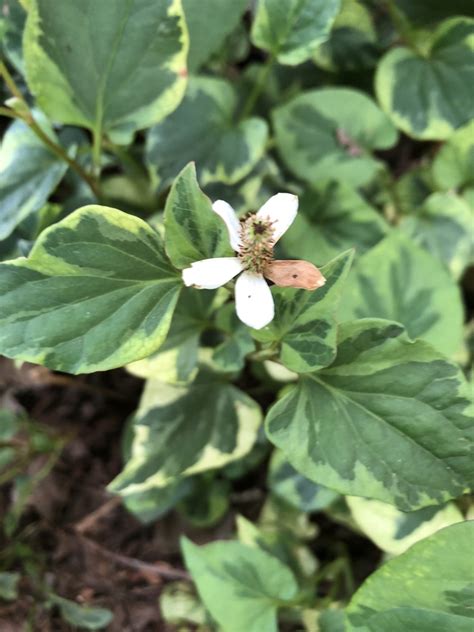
281 181 388 263
164 162 233 269
339 231 464 357
147 77 268 188
273 88 397 188
346 522 474 631
266 319 473 510
24 0 188 139
376 17 474 140
251 0 341 65
182 537 298 632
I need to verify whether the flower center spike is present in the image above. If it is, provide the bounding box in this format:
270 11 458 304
238 215 275 274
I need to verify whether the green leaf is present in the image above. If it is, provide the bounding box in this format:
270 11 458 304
183 0 248 72
394 0 474 26
400 192 474 280
109 368 262 496
0 571 20 601
0 115 68 240
273 88 397 188
181 537 298 632
281 181 389 263
236 511 318 581
147 77 268 188
160 581 209 627
122 479 192 525
313 0 378 72
0 410 22 470
365 608 474 632
253 250 353 373
317 610 346 632
268 450 340 512
432 120 474 191
178 476 230 527
375 18 474 140
127 288 218 385
339 231 464 357
0 206 181 373
24 0 188 139
346 522 474 631
251 0 341 65
53 596 113 630
266 319 474 510
0 0 26 74
164 163 232 269
212 303 256 372
394 165 433 216
347 496 463 555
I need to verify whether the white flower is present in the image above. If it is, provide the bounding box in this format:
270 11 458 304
182 193 323 329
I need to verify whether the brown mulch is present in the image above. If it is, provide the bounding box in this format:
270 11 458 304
0 359 197 631
0 358 381 631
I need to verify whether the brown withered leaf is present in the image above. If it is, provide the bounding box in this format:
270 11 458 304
264 260 326 290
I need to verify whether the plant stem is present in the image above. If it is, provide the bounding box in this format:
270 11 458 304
0 61 102 199
0 106 19 119
92 119 103 178
384 0 423 54
0 61 24 101
240 53 275 120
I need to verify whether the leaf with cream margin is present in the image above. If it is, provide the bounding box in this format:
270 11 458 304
182 536 298 632
0 206 181 373
375 18 474 140
432 121 474 191
346 496 463 556
147 78 268 189
109 368 262 496
24 0 188 141
0 114 68 240
272 88 397 188
346 522 474 631
126 288 220 385
251 0 341 65
400 192 474 280
281 181 388 264
339 231 464 357
266 319 474 511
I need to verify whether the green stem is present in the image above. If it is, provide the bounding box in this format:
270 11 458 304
240 53 275 120
0 61 102 199
0 106 20 119
384 0 422 53
92 119 103 178
0 61 24 101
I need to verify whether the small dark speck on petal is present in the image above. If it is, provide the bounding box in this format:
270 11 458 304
292 274 298 278
248 295 251 298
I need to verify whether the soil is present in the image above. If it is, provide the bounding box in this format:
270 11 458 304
0 357 380 631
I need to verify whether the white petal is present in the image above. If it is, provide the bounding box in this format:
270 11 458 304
235 272 274 329
182 257 243 289
212 200 242 251
256 193 298 243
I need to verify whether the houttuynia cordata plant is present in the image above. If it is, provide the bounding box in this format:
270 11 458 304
0 0 473 630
